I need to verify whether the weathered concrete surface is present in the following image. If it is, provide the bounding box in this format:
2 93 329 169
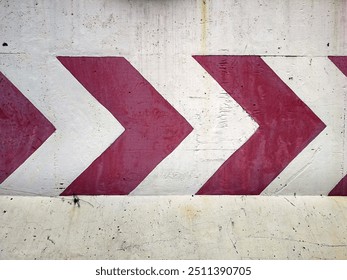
1 0 347 260
1 196 346 259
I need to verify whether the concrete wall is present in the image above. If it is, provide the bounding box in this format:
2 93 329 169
1 195 347 259
1 0 347 259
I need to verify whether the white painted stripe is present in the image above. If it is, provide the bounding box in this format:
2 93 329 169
129 54 258 195
262 57 346 195
0 54 124 196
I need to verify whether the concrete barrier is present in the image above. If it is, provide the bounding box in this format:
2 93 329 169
1 195 347 259
0 0 346 259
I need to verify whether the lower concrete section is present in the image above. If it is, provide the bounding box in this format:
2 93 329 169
0 196 346 259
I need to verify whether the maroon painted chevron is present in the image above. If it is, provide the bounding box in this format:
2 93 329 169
328 56 347 196
329 175 347 196
194 56 326 195
329 56 347 76
0 72 55 183
58 57 192 195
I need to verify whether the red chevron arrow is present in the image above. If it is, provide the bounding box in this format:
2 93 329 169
58 57 192 195
194 56 326 195
0 72 55 184
328 56 347 196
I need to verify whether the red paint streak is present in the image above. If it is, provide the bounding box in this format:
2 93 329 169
194 56 326 195
0 72 55 183
328 56 347 196
58 57 192 195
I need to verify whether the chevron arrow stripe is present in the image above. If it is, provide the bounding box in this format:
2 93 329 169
330 176 347 196
1 55 345 196
193 56 326 195
328 56 347 196
263 56 346 195
329 56 347 76
0 72 55 184
0 55 124 196
129 55 257 195
58 56 193 195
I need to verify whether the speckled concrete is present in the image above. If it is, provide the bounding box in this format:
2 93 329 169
1 196 346 259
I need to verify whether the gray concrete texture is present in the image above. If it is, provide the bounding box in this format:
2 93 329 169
1 196 347 259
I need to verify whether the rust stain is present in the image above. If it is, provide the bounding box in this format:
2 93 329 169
200 0 208 54
181 205 200 222
339 0 347 49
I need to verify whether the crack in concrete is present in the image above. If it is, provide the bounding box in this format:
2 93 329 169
248 236 347 248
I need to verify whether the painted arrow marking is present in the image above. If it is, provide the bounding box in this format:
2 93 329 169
0 54 124 196
58 56 193 195
129 55 257 195
328 56 347 196
1 55 345 196
0 72 55 184
263 56 346 195
193 56 325 195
